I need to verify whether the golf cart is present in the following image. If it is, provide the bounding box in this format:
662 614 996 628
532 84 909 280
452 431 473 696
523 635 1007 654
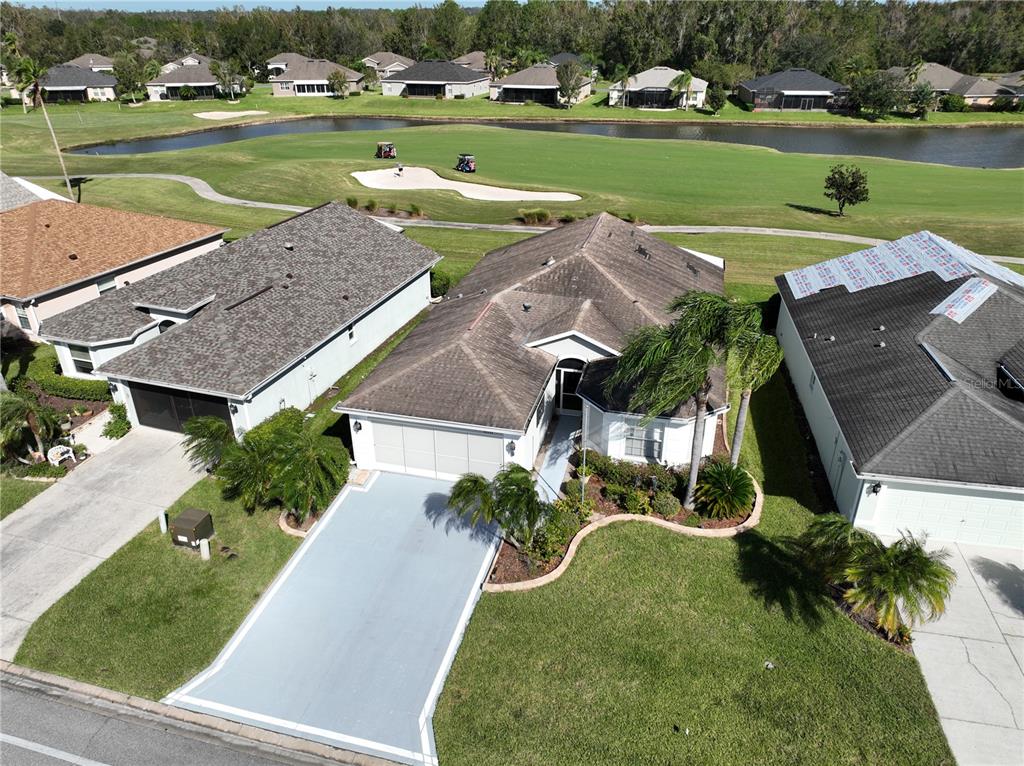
456 153 476 173
375 141 397 159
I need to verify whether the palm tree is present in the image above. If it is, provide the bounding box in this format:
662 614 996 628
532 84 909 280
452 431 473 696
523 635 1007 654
274 429 349 523
182 415 235 470
728 328 784 466
0 391 59 462
607 292 758 508
14 57 73 199
142 58 161 90
484 49 503 79
610 63 631 108
798 513 874 583
210 59 234 99
670 69 693 110
449 464 550 548
216 432 279 513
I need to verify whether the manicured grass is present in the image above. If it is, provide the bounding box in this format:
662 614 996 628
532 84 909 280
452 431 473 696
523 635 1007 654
402 227 533 284
15 478 300 699
433 371 953 766
0 477 50 520
2 341 58 385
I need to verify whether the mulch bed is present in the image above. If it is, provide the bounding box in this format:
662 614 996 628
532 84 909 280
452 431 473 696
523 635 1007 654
489 541 562 584
828 583 914 653
21 379 109 429
283 513 317 533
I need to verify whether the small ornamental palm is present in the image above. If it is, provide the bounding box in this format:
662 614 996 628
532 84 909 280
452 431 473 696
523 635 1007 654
693 460 755 519
449 472 495 526
0 391 59 461
449 464 551 549
216 432 280 513
275 429 349 523
182 415 234 470
798 513 874 584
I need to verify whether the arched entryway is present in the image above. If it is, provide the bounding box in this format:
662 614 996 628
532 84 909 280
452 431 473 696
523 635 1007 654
554 358 585 413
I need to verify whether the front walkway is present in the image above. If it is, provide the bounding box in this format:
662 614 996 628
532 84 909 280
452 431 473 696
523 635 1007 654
534 415 579 502
1 427 198 660
166 472 500 766
911 542 1024 765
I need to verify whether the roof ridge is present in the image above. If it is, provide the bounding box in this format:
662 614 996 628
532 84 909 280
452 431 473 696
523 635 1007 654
585 255 663 325
861 386 961 471
458 338 522 422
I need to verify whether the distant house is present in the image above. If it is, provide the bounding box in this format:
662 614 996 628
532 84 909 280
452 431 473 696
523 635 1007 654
608 67 708 109
887 63 1017 109
451 50 488 72
490 63 592 106
776 231 1023 550
995 70 1024 97
548 52 598 79
146 53 236 100
64 53 114 72
1 199 223 339
42 203 439 435
381 61 489 99
17 64 117 103
737 68 846 111
271 59 363 96
361 51 415 80
265 52 310 80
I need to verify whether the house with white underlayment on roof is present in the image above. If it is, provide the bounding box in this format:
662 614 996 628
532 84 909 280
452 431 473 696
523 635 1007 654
776 232 1023 550
334 213 728 481
41 203 439 435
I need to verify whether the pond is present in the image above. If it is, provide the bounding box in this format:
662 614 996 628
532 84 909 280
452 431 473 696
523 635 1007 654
71 116 1024 168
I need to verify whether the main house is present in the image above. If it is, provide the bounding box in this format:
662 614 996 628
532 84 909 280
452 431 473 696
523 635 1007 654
608 66 708 109
737 68 847 111
361 51 415 80
886 62 1017 109
776 232 1023 550
42 203 439 435
381 60 489 99
490 63 593 106
270 59 363 96
1 198 223 339
334 213 727 481
17 64 117 103
146 53 233 100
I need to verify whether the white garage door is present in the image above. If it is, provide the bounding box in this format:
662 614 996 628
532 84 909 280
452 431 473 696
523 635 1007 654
877 484 1023 549
372 422 505 480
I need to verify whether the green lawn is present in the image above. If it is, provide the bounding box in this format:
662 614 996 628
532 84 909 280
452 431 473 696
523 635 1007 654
14 478 300 699
433 371 953 766
0 477 50 520
403 227 534 284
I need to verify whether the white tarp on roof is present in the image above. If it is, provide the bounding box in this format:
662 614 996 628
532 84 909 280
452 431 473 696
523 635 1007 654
929 277 998 323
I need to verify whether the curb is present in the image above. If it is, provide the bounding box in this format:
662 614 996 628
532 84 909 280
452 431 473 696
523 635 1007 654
0 661 398 766
484 476 764 593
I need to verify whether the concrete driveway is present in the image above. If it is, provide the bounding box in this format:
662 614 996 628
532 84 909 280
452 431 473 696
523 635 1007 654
1 427 198 660
166 472 499 766
911 542 1024 765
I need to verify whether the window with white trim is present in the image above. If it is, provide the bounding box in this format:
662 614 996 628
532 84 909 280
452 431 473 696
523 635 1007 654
625 421 663 460
97 276 117 294
14 305 31 330
68 344 94 374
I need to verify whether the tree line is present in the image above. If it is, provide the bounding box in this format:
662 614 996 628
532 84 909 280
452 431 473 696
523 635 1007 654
1 0 1022 84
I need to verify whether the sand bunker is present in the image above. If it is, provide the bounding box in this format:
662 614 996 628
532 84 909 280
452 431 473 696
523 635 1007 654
351 167 580 202
193 110 269 121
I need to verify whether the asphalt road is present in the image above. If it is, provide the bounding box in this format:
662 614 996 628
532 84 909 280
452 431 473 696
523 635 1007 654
0 676 350 766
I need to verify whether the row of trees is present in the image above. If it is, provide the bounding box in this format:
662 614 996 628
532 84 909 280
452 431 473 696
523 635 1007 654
2 1 1021 86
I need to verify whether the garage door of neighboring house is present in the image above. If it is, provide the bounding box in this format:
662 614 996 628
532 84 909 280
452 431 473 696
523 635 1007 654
877 485 1023 549
373 422 504 480
129 382 231 433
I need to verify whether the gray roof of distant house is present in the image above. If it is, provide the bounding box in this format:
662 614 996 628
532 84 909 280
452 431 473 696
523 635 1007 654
64 53 113 69
267 52 309 67
384 60 488 83
0 173 48 212
777 259 1024 488
41 203 441 398
42 64 116 89
611 66 708 93
740 68 846 93
363 51 415 69
549 52 581 66
451 51 487 71
886 62 1014 98
149 54 220 85
495 64 578 88
274 59 363 83
996 70 1024 93
341 213 725 432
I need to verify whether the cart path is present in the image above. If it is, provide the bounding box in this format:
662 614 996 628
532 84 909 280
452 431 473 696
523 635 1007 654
27 173 1024 264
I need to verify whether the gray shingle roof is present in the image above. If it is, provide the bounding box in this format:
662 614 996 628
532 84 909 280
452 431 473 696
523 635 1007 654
577 356 727 420
549 53 581 66
0 173 51 212
341 213 725 431
740 68 845 93
267 52 309 68
363 51 415 69
42 203 441 398
274 59 363 83
495 64 560 88
149 54 220 85
451 51 487 71
777 245 1024 488
42 64 116 89
382 60 487 84
611 67 708 93
886 62 1013 98
64 53 113 69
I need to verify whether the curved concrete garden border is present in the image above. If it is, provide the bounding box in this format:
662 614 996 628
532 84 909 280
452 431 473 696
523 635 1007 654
484 476 763 593
278 510 315 538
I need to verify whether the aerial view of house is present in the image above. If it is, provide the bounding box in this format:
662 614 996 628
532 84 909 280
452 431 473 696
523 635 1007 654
608 66 708 108
887 62 1018 108
381 60 489 98
270 59 363 96
146 53 231 100
16 63 117 103
361 50 415 80
737 67 847 110
1 197 223 338
490 63 593 105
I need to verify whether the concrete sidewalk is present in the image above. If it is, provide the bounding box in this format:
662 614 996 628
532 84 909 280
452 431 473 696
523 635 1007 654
1 427 199 660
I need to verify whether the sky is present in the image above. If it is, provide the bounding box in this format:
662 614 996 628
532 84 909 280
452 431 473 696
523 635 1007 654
9 1 436 9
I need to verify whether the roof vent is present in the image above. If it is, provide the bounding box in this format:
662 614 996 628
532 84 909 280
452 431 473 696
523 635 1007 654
286 272 294 279
874 324 886 332
68 252 78 260
544 257 555 266
637 245 650 260
284 241 294 251
523 302 532 312
342 294 349 300
875 341 886 348
826 335 836 342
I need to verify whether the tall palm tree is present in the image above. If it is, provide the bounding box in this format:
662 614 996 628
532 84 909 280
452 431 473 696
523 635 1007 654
607 292 758 508
610 63 631 108
274 428 348 523
14 57 73 199
484 49 503 80
449 464 550 548
670 69 693 110
0 391 59 462
728 328 784 466
142 58 161 91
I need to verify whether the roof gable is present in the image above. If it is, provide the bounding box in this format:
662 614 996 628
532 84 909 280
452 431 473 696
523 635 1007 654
741 67 844 93
383 60 487 83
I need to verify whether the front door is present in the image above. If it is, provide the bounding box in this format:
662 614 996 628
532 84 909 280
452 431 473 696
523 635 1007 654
555 359 585 413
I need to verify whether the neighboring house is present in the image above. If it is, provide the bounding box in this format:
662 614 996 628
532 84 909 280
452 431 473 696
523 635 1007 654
0 171 67 212
271 59 363 96
490 63 593 105
737 68 847 110
41 203 439 435
147 53 234 100
608 66 708 109
547 52 598 79
265 52 309 79
17 64 117 103
995 69 1024 97
451 50 488 72
334 213 728 481
776 231 1023 550
887 62 1017 109
64 53 114 72
361 51 415 80
1 200 223 340
381 60 489 98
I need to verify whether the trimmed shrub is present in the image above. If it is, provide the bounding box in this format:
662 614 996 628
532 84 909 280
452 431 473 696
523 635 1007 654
603 482 630 506
694 460 755 519
430 269 452 298
101 403 131 439
623 489 651 515
346 196 358 208
409 203 422 217
652 490 681 519
518 208 552 225
939 93 968 112
365 199 379 213
684 512 702 528
435 93 444 100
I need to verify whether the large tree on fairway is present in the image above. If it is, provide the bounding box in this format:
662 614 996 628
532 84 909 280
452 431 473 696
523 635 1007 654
823 164 869 216
13 57 73 200
728 328 783 466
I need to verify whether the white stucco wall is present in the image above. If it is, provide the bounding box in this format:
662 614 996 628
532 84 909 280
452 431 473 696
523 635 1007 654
146 85 166 100
585 402 720 468
381 81 406 97
447 80 489 98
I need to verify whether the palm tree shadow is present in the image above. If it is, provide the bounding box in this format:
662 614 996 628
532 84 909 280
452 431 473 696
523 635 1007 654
970 557 1024 616
422 491 500 543
734 530 829 629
